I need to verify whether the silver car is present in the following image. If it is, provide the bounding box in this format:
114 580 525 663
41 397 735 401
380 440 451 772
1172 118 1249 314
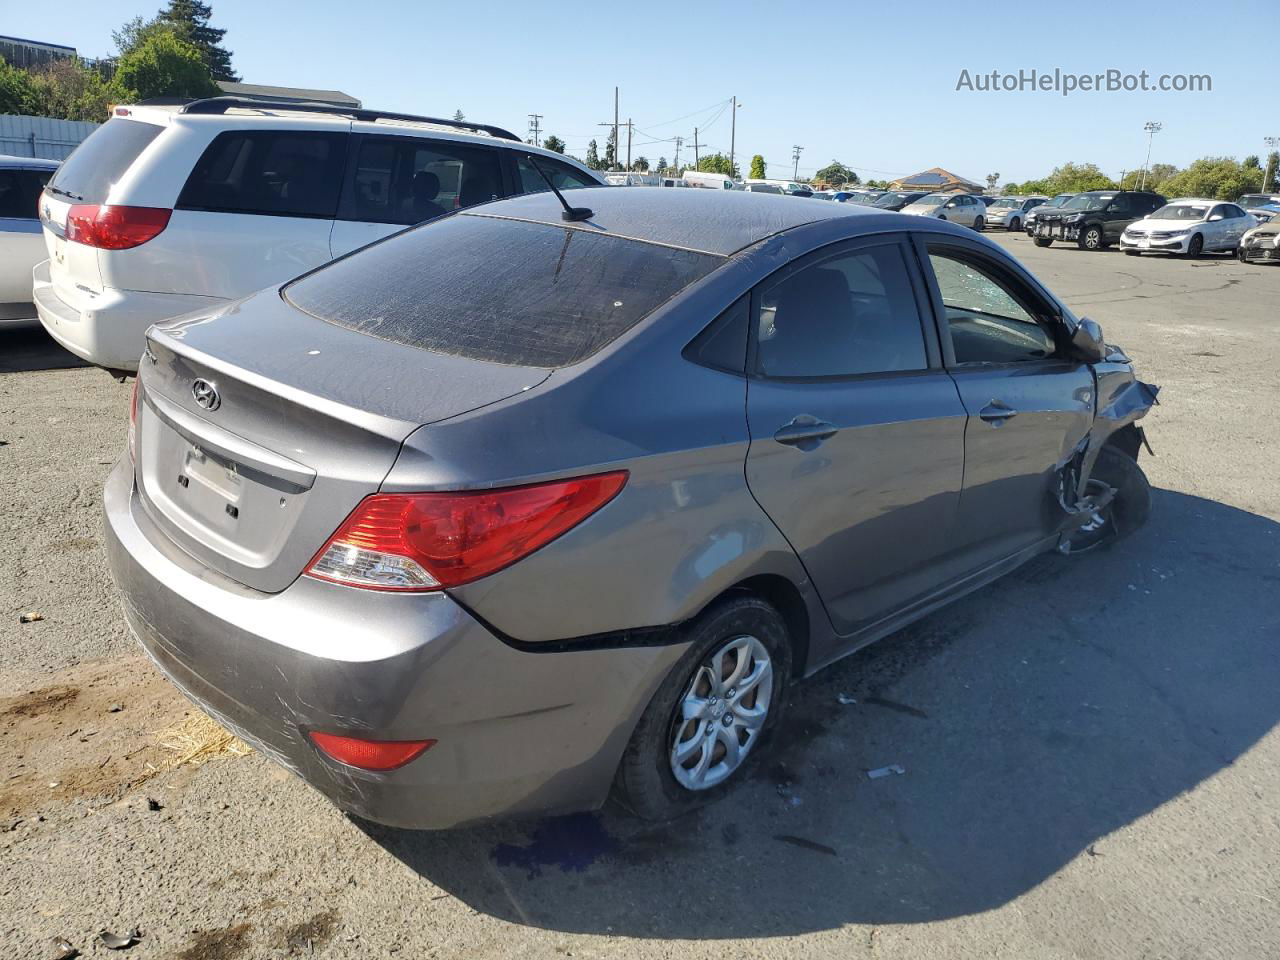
900 192 987 230
984 196 1048 231
105 187 1158 829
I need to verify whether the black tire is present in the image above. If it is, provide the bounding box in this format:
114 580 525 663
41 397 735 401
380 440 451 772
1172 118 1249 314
1186 233 1203 258
613 595 792 821
1078 225 1104 251
1068 444 1151 552
973 217 984 231
1009 217 1021 232
1034 237 1054 247
938 214 947 221
1236 246 1247 263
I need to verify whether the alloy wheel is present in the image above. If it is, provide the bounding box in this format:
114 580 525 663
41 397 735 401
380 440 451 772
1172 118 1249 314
1083 227 1102 250
669 635 774 791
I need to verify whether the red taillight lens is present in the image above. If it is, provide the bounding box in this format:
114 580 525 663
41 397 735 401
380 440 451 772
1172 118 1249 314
65 204 171 250
308 732 435 771
128 378 139 461
306 471 628 591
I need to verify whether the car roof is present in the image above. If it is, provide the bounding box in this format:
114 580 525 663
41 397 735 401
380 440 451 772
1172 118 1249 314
0 154 59 170
460 186 878 257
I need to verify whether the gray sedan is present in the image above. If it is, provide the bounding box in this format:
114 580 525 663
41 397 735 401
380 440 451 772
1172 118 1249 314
105 187 1158 829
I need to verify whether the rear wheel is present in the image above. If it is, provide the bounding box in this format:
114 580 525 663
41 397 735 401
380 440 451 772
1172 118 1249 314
973 216 984 231
614 596 792 821
1067 445 1151 553
1186 233 1204 258
1034 237 1054 247
1009 217 1021 232
1078 225 1104 250
1237 246 1248 263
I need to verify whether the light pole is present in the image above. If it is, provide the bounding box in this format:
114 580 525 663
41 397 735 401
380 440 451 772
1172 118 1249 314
1139 121 1162 191
1265 137 1280 193
729 97 741 179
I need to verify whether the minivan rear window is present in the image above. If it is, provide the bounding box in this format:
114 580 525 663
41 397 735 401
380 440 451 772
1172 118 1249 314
46 118 164 203
285 214 721 367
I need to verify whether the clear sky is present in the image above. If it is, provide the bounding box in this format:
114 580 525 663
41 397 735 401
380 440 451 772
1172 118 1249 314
5 0 1274 184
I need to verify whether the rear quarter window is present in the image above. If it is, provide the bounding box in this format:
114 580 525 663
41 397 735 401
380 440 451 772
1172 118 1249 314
177 130 348 218
47 118 163 203
284 213 720 368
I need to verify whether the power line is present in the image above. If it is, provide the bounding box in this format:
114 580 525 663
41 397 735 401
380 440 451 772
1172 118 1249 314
526 113 542 147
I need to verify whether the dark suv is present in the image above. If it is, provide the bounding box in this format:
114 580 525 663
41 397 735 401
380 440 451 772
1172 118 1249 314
1033 191 1166 251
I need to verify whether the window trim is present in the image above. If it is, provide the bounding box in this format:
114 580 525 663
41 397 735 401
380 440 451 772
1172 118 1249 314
744 232 943 384
336 132 515 226
912 234 1069 370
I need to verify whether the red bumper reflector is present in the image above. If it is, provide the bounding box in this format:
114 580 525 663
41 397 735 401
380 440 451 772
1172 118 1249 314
308 732 436 771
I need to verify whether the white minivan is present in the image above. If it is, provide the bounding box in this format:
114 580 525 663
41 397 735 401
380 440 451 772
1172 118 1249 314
35 98 604 370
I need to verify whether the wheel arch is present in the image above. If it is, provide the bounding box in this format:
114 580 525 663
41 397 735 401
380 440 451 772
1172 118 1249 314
724 573 811 678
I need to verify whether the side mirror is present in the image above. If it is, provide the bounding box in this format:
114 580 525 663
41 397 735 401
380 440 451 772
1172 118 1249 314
1070 316 1106 364
1207 213 1224 222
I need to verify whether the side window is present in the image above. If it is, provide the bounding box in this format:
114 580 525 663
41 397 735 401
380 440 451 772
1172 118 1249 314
515 156 597 195
1208 204 1228 221
1142 195 1163 214
1223 204 1245 219
755 243 928 378
0 170 48 219
684 296 749 374
927 249 1056 364
177 131 347 218
1107 196 1133 217
343 137 505 226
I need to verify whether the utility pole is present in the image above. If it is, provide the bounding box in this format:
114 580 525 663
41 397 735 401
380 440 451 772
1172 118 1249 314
1265 137 1280 193
792 144 804 181
674 136 684 173
526 113 542 147
1139 121 1162 190
613 86 620 171
729 96 738 178
693 127 699 169
626 118 633 171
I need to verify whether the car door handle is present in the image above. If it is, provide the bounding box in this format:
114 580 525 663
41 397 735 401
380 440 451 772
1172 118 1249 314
774 416 838 447
979 401 1018 424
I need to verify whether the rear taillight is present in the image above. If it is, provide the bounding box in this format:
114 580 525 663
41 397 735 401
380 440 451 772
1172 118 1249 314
128 378 139 461
66 204 171 250
306 471 628 591
309 732 436 771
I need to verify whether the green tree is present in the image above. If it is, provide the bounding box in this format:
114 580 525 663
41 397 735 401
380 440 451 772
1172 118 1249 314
813 161 857 186
541 134 566 155
0 60 39 115
154 0 238 81
697 152 739 178
28 58 112 121
110 30 219 102
585 139 601 170
1153 156 1263 201
634 156 649 172
985 172 1000 191
1119 163 1178 191
453 109 464 121
1036 162 1116 194
1264 152 1280 193
749 154 766 179
1243 155 1260 169
657 156 668 173
604 128 617 169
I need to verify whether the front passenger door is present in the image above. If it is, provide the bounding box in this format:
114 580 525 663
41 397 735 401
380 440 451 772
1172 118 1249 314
1102 196 1135 241
920 239 1094 573
744 237 969 636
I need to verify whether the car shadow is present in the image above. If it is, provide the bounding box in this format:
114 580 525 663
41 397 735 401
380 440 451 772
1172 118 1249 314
361 488 1280 937
0 326 90 373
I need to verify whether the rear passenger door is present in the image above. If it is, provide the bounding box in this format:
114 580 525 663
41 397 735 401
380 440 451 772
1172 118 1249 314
743 235 969 637
918 237 1094 572
330 135 510 257
162 129 347 299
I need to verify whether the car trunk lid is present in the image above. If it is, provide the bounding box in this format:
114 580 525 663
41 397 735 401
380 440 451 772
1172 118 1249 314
134 289 551 593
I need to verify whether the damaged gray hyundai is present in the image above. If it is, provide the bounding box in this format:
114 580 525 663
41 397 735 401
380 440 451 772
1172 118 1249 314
104 186 1159 830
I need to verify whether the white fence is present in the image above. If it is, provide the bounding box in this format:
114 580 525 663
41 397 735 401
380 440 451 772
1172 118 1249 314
0 114 99 161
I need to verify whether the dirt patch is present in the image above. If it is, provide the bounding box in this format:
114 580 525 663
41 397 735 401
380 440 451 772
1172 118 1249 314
174 923 253 960
0 656 246 820
281 910 338 954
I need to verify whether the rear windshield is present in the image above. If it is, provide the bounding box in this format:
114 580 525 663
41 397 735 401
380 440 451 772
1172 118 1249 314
46 118 163 203
284 213 721 368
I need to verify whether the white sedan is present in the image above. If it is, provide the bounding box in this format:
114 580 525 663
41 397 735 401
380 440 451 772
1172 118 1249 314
984 196 1048 231
0 155 59 325
1120 199 1257 257
900 193 986 230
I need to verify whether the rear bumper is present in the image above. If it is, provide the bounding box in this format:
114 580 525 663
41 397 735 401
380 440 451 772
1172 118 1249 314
102 458 686 829
33 260 226 371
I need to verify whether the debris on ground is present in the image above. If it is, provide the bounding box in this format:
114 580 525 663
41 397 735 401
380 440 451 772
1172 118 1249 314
50 937 79 959
19 611 45 623
157 712 251 769
774 834 838 857
866 764 906 779
98 928 141 950
836 693 857 705
107 703 124 713
146 797 163 811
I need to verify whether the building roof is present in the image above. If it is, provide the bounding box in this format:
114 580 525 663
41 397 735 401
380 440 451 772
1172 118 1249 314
462 187 878 257
216 82 361 108
891 167 982 191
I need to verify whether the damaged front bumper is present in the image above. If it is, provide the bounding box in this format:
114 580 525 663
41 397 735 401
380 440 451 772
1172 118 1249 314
102 459 687 829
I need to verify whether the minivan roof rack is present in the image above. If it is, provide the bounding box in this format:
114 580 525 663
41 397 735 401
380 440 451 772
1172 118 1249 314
180 97 522 142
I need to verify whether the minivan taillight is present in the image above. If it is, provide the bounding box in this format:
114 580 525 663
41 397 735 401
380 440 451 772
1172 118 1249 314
65 204 171 250
306 472 628 591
